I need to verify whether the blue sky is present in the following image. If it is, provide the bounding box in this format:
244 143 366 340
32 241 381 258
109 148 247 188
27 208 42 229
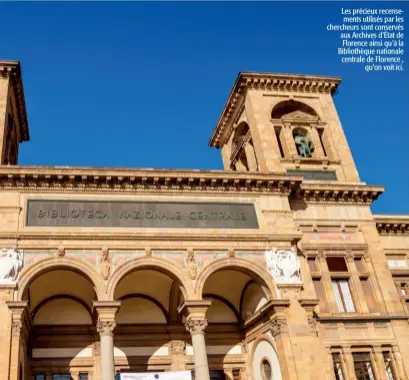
1 1 408 214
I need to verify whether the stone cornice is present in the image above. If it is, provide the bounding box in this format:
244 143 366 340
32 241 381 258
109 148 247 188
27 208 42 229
0 166 384 205
0 166 301 195
209 72 342 147
374 214 409 235
292 182 384 205
0 232 302 243
318 313 408 322
0 60 29 142
300 243 368 253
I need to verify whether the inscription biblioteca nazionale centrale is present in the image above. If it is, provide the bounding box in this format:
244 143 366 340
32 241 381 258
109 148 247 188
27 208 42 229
25 200 260 229
37 208 247 222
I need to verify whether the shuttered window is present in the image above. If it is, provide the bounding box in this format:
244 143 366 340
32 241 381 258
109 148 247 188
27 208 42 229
332 279 355 312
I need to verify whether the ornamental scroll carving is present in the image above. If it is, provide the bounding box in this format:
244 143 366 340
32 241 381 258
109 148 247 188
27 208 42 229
264 248 301 284
96 320 116 336
169 341 186 355
0 246 24 283
185 319 208 335
270 318 288 337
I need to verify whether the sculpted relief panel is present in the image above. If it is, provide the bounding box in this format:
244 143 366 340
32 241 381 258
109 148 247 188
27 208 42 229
264 248 301 284
0 246 24 283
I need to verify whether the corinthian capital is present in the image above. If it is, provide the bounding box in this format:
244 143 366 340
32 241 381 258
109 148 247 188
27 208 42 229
185 319 208 335
96 320 116 336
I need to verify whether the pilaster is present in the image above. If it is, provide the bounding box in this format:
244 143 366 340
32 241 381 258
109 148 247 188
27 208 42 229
342 347 357 380
6 301 30 380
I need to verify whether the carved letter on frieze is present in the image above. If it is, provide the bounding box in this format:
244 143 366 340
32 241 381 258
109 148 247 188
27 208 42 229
96 320 116 336
0 246 24 283
270 318 288 337
170 341 186 355
185 319 208 335
264 248 302 284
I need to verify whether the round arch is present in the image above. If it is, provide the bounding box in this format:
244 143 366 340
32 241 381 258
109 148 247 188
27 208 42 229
195 258 276 299
270 99 321 120
16 256 103 301
107 257 193 300
31 294 93 320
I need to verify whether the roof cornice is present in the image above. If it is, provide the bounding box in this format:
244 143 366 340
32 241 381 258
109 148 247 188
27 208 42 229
0 166 383 205
0 60 29 142
292 182 384 205
209 72 342 148
374 214 409 235
0 166 302 195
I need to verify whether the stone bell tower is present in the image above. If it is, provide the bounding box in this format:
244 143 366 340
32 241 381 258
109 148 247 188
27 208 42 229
0 61 29 165
209 72 361 183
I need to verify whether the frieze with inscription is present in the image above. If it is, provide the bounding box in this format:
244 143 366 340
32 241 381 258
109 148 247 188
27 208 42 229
26 200 259 229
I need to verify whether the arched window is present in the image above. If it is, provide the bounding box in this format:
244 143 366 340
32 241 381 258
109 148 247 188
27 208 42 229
261 358 273 380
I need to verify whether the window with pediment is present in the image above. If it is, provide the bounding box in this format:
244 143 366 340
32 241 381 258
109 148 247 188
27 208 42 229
270 100 332 161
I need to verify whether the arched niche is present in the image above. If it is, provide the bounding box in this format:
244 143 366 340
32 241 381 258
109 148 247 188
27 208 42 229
271 100 319 120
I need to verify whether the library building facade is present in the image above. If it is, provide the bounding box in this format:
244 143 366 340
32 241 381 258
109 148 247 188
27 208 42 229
0 60 408 380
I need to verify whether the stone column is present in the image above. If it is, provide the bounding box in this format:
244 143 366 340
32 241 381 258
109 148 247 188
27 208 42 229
93 301 121 380
363 255 387 314
71 371 80 380
224 369 233 380
391 345 408 380
178 301 211 380
372 347 388 380
282 124 298 158
7 301 30 380
317 253 338 312
342 348 357 380
346 253 365 314
308 126 325 158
